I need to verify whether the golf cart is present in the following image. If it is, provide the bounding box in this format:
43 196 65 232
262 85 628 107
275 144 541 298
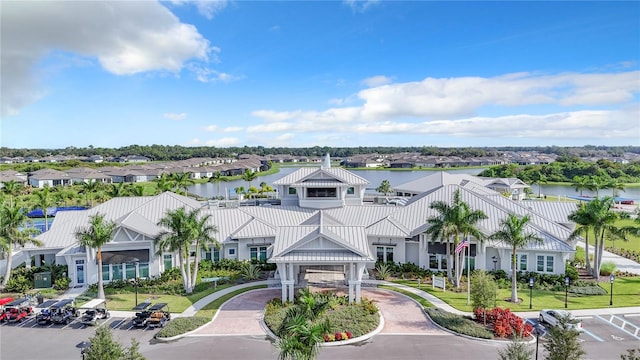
80 299 110 326
36 299 61 325
4 298 34 323
132 301 153 328
146 303 171 328
50 299 78 325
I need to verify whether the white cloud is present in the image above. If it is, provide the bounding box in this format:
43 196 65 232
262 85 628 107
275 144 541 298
206 137 240 147
361 75 392 87
223 126 244 132
188 138 201 145
171 0 229 20
164 112 188 121
189 64 242 83
1 1 212 116
343 0 380 13
202 125 218 132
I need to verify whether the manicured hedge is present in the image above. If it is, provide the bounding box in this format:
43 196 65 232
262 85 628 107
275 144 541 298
155 317 210 338
426 308 494 339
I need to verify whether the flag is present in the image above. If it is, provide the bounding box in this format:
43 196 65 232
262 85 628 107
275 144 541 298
455 239 469 254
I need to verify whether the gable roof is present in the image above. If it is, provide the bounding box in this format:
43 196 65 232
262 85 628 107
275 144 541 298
273 167 368 186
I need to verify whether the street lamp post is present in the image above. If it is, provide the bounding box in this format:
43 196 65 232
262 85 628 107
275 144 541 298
492 256 497 271
134 261 139 307
529 277 534 310
564 276 570 308
609 274 615 306
534 324 543 360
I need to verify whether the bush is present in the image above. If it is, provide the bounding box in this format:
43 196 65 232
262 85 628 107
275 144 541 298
53 277 71 291
565 262 579 282
375 262 392 280
155 317 210 338
474 307 532 338
600 262 617 276
426 308 494 339
5 274 31 293
568 285 607 295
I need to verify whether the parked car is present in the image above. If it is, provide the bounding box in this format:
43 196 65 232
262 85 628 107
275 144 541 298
35 299 60 325
50 299 78 325
80 299 110 326
132 301 153 328
3 298 34 323
146 303 171 328
539 309 584 332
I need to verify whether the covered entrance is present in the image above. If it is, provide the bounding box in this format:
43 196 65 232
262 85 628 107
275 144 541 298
269 224 374 304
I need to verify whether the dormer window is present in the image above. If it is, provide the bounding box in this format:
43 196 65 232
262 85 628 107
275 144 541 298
347 187 355 195
288 187 297 195
307 188 337 198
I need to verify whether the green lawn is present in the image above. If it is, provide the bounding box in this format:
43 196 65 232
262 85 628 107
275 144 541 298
393 277 640 312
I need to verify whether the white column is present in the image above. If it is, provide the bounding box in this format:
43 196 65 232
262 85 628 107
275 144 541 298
288 262 295 302
348 263 356 303
278 263 288 303
356 263 366 304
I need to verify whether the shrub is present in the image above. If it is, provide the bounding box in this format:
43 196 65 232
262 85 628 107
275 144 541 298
240 261 262 280
565 262 579 282
426 308 494 339
600 262 617 276
375 262 392 280
53 277 71 291
155 317 210 338
568 285 607 295
474 307 532 338
5 274 31 293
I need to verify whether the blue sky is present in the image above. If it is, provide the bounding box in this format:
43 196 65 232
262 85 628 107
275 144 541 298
1 1 639 149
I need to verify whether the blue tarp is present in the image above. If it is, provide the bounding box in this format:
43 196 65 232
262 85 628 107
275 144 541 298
27 206 88 218
566 195 635 204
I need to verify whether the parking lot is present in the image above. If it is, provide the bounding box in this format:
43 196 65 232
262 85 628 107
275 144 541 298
0 310 163 360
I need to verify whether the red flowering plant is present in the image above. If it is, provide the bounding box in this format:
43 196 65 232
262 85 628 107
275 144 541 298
474 307 532 339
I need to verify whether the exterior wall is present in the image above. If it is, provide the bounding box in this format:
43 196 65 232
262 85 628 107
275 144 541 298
405 242 419 265
236 238 274 261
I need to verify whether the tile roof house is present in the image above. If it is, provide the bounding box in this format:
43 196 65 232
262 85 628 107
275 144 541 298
16 155 578 304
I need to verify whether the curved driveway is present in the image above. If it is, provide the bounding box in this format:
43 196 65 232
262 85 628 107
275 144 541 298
190 287 444 336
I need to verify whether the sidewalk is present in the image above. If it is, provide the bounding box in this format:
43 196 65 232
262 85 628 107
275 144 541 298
578 241 640 275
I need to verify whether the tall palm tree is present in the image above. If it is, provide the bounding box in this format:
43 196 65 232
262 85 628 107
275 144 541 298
605 178 626 198
155 207 218 293
33 187 55 231
242 169 258 188
0 201 42 288
234 186 246 200
529 172 548 198
568 203 594 275
586 175 606 197
81 179 101 207
585 197 621 278
571 176 590 196
488 213 543 303
171 172 193 196
426 189 487 288
208 171 229 198
74 213 116 299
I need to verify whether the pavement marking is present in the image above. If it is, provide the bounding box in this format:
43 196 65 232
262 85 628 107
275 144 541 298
611 335 625 341
624 314 640 318
575 316 593 320
581 328 604 342
594 315 640 340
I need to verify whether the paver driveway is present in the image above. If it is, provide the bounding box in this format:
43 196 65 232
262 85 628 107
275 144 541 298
190 287 444 336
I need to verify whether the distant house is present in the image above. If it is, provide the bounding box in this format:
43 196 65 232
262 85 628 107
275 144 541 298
0 157 15 164
28 169 72 188
127 155 150 163
66 167 112 184
84 155 104 163
0 170 28 187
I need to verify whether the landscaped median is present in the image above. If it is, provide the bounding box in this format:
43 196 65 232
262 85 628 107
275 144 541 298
154 284 268 341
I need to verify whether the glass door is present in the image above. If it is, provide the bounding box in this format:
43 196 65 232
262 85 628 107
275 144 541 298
76 259 85 284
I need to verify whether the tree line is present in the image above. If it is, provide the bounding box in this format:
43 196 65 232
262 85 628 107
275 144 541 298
2 145 638 162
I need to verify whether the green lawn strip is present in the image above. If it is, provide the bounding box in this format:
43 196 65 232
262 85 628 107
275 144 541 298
425 308 493 339
195 285 267 319
377 285 434 308
155 317 210 339
392 277 640 312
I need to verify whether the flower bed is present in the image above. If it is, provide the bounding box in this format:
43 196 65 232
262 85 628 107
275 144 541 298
324 331 353 342
473 307 532 338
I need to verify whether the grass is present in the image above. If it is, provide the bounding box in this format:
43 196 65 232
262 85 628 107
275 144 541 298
392 276 640 312
195 284 267 319
377 285 434 308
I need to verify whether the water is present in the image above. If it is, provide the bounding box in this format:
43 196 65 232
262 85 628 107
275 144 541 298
189 167 486 199
189 165 640 202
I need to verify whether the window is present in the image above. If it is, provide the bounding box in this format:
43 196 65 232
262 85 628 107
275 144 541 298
519 254 527 271
112 264 123 280
163 254 173 270
464 258 476 271
347 187 355 195
126 263 136 279
205 248 220 261
537 255 554 273
307 187 337 198
376 246 394 262
102 264 110 281
429 255 438 269
288 187 296 195
139 262 149 278
229 248 236 255
250 246 268 261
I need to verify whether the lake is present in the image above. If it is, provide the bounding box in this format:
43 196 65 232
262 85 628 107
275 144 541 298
189 166 640 201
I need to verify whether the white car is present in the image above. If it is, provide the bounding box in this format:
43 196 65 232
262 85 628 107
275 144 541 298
539 309 583 332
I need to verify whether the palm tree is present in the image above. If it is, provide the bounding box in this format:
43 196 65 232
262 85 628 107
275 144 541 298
586 197 621 278
234 186 246 200
571 176 590 196
154 173 174 194
426 189 487 288
171 172 193 196
376 179 393 202
605 178 626 198
529 172 547 198
1 180 22 207
155 207 218 293
259 181 275 198
489 213 543 303
107 182 128 198
242 169 258 188
568 203 594 275
586 175 606 197
80 179 101 207
208 172 229 198
33 187 55 231
74 213 116 299
0 201 42 288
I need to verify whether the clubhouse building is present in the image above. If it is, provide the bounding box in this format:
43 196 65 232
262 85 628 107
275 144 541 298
17 156 578 303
